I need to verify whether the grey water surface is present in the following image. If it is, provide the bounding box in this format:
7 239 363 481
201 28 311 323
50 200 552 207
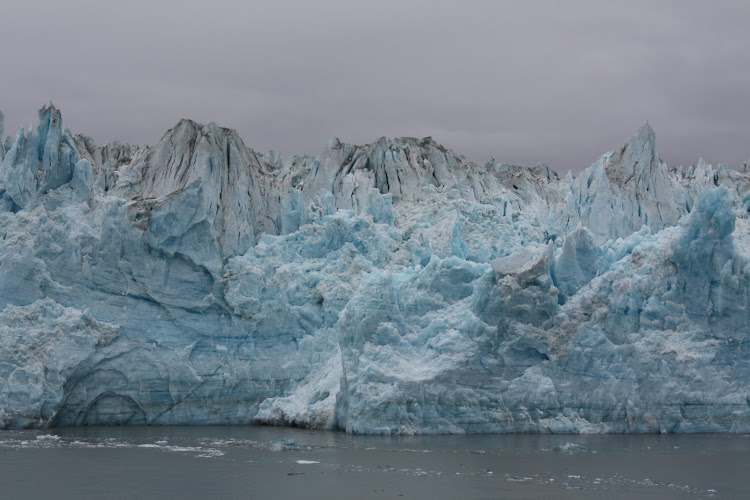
1 427 747 499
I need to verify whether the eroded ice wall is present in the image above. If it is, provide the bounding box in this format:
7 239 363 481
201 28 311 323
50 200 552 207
1 105 749 433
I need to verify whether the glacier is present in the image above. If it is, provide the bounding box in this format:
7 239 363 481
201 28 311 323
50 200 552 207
1 104 750 434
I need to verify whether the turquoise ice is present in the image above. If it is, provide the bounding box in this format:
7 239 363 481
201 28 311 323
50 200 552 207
1 105 749 434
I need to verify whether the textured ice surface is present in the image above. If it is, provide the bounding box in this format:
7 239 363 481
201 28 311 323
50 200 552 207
1 105 750 433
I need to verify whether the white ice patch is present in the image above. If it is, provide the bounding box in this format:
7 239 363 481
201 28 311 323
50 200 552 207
35 434 60 442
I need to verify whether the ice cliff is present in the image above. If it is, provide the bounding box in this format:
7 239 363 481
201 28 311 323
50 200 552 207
1 104 750 434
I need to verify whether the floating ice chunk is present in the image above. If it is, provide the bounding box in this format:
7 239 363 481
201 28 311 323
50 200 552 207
35 434 61 442
554 443 587 453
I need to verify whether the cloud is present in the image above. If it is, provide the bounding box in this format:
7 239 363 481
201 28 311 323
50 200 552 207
1 0 749 173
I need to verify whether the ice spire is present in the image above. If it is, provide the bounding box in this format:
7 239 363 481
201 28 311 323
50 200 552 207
108 117 283 270
0 104 81 210
604 121 658 184
568 121 689 241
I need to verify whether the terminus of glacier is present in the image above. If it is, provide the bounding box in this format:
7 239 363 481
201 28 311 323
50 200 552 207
1 106 750 434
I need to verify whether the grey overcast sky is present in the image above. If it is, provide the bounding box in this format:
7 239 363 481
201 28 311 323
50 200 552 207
1 0 749 173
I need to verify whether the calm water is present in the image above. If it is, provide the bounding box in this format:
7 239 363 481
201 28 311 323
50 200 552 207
1 426 748 499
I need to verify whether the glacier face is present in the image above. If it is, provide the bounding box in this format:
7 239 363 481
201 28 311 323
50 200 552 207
1 105 750 434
